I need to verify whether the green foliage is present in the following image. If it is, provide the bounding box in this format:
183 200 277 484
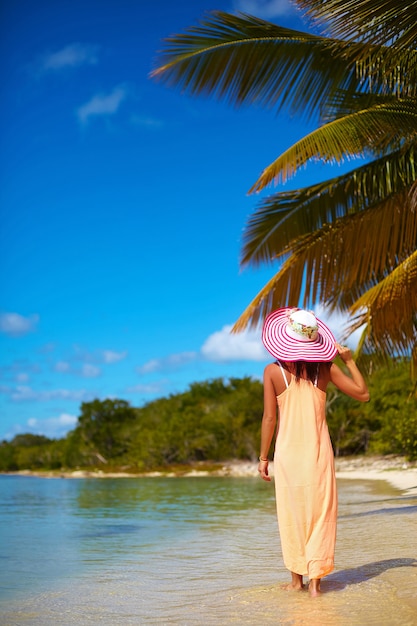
127 378 264 468
0 434 64 471
326 358 417 460
364 360 417 460
75 398 137 460
1 363 416 473
326 387 373 457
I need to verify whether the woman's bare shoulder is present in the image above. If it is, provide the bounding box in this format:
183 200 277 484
264 362 278 376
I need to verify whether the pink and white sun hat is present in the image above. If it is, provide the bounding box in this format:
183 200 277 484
262 307 338 362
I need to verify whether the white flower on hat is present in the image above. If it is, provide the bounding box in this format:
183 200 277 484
287 309 319 342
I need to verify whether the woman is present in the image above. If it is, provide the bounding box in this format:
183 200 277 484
258 308 369 597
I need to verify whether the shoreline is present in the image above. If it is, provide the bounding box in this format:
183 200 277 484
335 456 417 495
3 455 417 494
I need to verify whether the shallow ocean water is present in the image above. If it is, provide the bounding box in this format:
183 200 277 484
0 474 416 625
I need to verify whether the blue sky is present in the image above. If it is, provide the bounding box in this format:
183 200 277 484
0 0 355 440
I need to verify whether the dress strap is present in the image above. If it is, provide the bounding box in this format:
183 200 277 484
314 364 320 387
276 360 289 389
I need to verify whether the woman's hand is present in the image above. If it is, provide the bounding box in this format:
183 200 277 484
258 459 271 481
335 342 353 363
331 343 370 402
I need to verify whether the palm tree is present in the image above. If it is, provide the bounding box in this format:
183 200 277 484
151 0 417 374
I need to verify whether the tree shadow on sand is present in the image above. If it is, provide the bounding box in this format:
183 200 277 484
324 558 417 591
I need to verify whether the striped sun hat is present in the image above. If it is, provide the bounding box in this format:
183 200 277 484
262 308 338 362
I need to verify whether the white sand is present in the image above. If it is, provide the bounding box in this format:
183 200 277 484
334 456 417 494
335 469 417 493
219 456 417 495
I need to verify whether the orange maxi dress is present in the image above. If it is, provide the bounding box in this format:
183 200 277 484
273 361 337 580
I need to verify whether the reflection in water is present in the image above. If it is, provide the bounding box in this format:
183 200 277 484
0 475 416 625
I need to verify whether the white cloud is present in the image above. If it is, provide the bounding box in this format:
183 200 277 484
15 372 30 383
233 0 296 18
127 382 168 394
77 86 128 124
55 361 71 373
0 361 41 385
136 328 267 375
39 342 56 353
130 114 164 129
39 43 99 72
81 364 101 378
0 312 39 337
53 360 100 377
72 345 127 365
314 305 365 349
51 347 125 379
10 386 92 403
201 325 268 362
26 413 78 438
102 350 127 364
137 352 197 374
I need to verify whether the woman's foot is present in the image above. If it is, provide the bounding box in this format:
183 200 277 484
283 572 304 591
309 579 321 597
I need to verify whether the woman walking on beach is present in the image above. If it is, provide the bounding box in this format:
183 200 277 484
258 308 369 597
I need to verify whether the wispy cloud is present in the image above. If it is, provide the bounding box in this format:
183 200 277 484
201 325 268 362
6 385 93 403
137 351 197 374
0 360 41 380
136 328 267 376
130 114 164 129
39 43 99 72
15 372 30 383
81 364 101 378
127 381 168 394
77 85 128 124
102 350 127 364
39 342 56 354
0 312 39 337
54 361 71 373
53 347 127 376
53 360 101 378
233 0 296 18
23 413 78 439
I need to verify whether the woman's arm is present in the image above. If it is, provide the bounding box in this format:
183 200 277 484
258 364 278 482
329 343 370 402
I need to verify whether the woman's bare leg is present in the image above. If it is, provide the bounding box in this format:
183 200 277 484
309 578 321 597
284 572 304 591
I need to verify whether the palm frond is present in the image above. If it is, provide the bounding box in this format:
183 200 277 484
232 249 308 332
250 100 417 190
242 141 417 266
323 92 398 121
151 11 417 122
347 249 417 361
297 0 417 50
234 196 417 331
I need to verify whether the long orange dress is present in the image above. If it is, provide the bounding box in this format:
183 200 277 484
273 361 337 580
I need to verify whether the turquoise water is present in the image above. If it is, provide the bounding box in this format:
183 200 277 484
0 474 416 625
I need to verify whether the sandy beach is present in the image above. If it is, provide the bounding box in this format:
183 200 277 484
221 455 417 495
334 455 417 495
8 455 417 495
